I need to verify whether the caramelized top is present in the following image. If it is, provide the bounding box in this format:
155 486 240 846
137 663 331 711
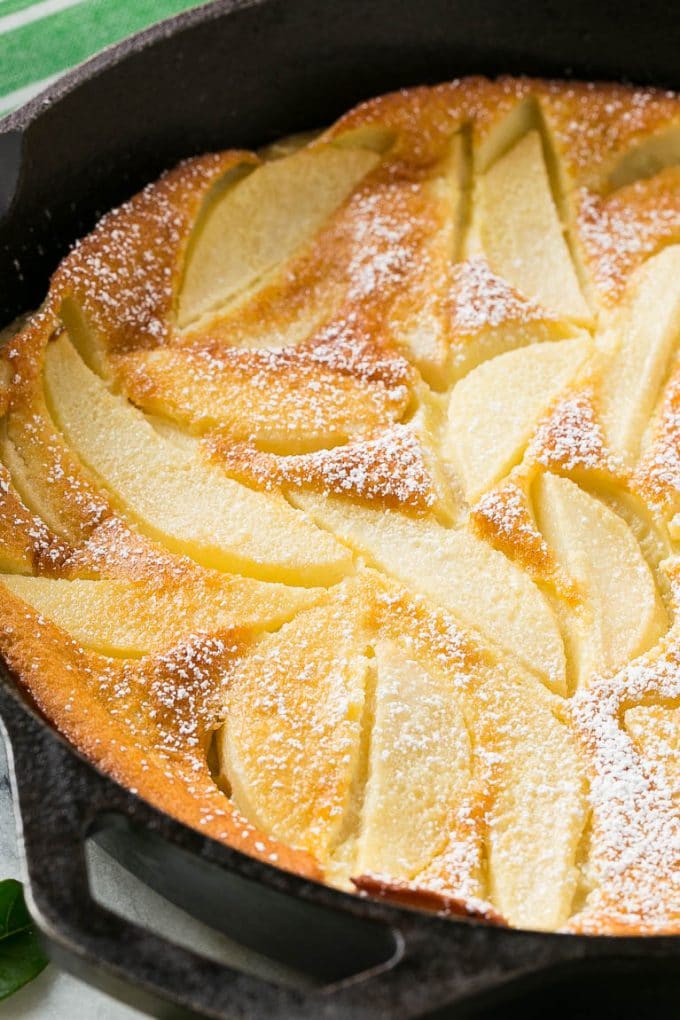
1 75 680 935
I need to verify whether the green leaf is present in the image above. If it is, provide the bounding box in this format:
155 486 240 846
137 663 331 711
0 880 48 1000
0 879 31 938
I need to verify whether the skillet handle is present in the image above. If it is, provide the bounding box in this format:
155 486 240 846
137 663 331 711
0 681 576 1020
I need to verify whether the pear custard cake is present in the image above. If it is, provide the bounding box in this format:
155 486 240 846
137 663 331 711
2 75 680 938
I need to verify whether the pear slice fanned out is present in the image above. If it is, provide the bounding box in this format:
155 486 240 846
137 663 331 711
178 144 380 327
0 464 61 574
470 668 588 931
292 492 566 694
115 345 406 452
0 575 324 656
355 639 474 879
387 134 468 383
43 336 352 586
599 245 680 463
444 336 592 501
607 121 680 189
534 472 667 689
476 131 590 321
218 596 371 862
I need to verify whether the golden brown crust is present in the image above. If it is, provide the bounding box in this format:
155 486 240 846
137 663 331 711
537 79 680 190
114 340 411 449
575 170 680 305
470 480 581 602
352 874 507 926
205 424 440 513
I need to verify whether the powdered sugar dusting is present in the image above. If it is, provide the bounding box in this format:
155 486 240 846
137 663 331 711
577 178 680 303
0 464 69 572
529 390 625 476
568 640 680 933
211 424 438 511
449 257 555 334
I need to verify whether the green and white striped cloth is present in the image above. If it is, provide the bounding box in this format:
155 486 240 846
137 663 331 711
0 0 207 116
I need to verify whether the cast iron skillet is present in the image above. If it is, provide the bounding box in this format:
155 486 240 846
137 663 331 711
1 1 680 1016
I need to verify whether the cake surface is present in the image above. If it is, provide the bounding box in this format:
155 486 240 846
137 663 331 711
1 75 680 934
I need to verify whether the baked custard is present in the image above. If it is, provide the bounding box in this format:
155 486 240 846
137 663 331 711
1 76 680 935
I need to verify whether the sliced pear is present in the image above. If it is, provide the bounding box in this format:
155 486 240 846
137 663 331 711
474 95 538 174
115 345 405 452
259 129 323 160
608 121 680 189
178 144 380 327
0 466 48 573
218 597 370 861
595 486 672 580
534 473 667 688
599 246 680 462
2 402 114 547
445 336 592 501
354 639 473 879
470 668 587 930
43 336 352 586
477 131 590 321
292 492 566 693
0 575 324 656
670 514 680 542
388 135 468 383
